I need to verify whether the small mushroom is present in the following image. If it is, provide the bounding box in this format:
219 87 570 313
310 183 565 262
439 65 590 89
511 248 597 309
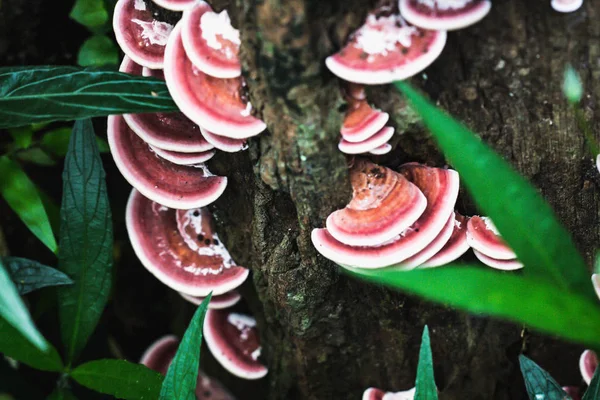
151 0 197 11
201 128 249 153
126 189 249 296
108 115 227 209
163 21 266 138
338 127 395 155
363 387 416 400
181 2 242 78
113 0 173 69
369 143 393 155
140 335 237 399
420 213 470 268
551 0 583 12
466 216 516 260
472 249 523 271
325 13 447 84
179 290 242 309
399 0 491 31
150 145 216 165
119 55 144 75
580 349 598 385
204 309 268 380
592 274 600 299
562 386 582 400
341 102 390 143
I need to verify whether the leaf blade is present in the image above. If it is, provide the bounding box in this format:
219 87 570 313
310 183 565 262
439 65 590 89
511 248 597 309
414 326 438 400
160 294 212 400
72 359 164 399
0 156 57 253
518 355 570 400
0 66 177 129
57 119 113 364
3 256 73 294
395 82 591 297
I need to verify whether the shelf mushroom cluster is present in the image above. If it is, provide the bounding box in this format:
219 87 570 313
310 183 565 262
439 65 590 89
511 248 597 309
311 160 522 271
363 387 415 400
551 0 583 12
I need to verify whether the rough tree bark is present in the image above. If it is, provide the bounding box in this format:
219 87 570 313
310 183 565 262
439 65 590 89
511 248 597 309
205 0 600 399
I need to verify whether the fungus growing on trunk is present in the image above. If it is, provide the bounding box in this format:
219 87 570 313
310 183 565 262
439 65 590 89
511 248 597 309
466 216 517 260
179 290 242 309
399 0 492 31
579 349 598 385
201 128 248 153
151 0 197 11
150 145 216 165
420 213 469 268
550 0 583 12
363 387 416 400
338 126 396 154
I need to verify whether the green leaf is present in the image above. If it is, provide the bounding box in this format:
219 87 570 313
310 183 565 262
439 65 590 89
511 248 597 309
0 318 63 372
57 119 113 364
0 156 58 253
563 65 583 104
8 126 34 149
518 355 570 400
77 35 118 67
41 128 110 158
38 188 61 237
414 326 437 400
395 82 592 297
583 366 600 400
72 359 164 399
15 148 56 166
0 66 177 129
3 256 72 294
345 266 600 348
47 388 78 400
0 259 48 352
69 0 108 28
160 293 212 400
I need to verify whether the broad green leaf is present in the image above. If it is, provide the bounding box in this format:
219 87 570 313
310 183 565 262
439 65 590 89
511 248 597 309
3 256 72 294
41 127 109 157
0 66 177 129
414 326 437 400
518 356 570 400
395 82 591 297
72 359 164 399
77 35 118 67
345 266 600 348
69 0 108 28
160 294 212 400
0 156 57 253
47 389 78 400
8 127 34 149
563 65 583 104
0 259 47 351
0 318 62 372
15 148 56 166
57 119 113 364
583 366 600 400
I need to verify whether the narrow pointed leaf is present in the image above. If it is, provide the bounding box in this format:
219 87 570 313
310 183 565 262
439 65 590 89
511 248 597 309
57 119 113 364
0 156 57 253
0 318 62 372
3 257 73 294
0 66 177 129
518 356 570 400
583 366 600 400
345 266 600 348
395 82 591 297
72 359 164 399
414 326 437 400
160 293 212 400
0 259 48 351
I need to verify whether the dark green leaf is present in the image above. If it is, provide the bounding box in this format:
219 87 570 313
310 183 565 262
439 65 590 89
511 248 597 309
8 127 34 149
0 66 177 129
583 365 600 400
0 259 48 351
345 266 600 348
47 388 78 400
77 35 118 67
518 356 570 400
0 317 62 372
3 256 72 294
15 148 56 166
0 156 57 253
69 0 108 28
57 119 113 364
395 82 592 297
72 359 164 399
160 294 212 400
414 326 437 400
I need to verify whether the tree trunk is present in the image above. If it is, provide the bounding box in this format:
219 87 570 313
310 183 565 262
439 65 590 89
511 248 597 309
206 0 599 399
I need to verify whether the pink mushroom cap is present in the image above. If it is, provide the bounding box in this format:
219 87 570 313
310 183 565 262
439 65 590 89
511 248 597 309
326 160 427 247
181 2 242 78
580 349 598 385
338 126 395 154
204 309 268 380
108 115 227 209
325 14 447 84
592 274 600 300
201 128 248 153
163 22 266 139
562 386 582 400
126 189 249 296
113 0 173 69
150 146 216 165
399 0 492 31
466 216 517 260
420 213 470 268
119 55 144 75
140 335 236 399
341 102 390 143
179 290 242 309
551 0 584 13
472 250 523 271
151 0 197 11
369 143 393 155
362 387 416 400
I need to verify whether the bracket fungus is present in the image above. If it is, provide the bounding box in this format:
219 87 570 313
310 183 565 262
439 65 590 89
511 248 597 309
398 0 492 31
125 190 249 296
149 145 216 165
466 216 523 270
420 213 469 268
151 0 197 11
179 290 242 309
140 335 237 399
363 387 416 400
580 349 598 385
204 309 268 380
551 0 584 12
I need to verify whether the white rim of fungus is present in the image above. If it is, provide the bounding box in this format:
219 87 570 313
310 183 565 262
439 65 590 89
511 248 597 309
472 249 523 271
580 350 596 385
399 0 492 31
338 126 396 155
551 0 583 13
382 387 417 400
139 335 179 365
341 111 389 143
420 218 470 268
151 0 198 11
179 291 241 308
200 128 249 153
465 217 517 260
369 143 393 155
150 145 216 165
